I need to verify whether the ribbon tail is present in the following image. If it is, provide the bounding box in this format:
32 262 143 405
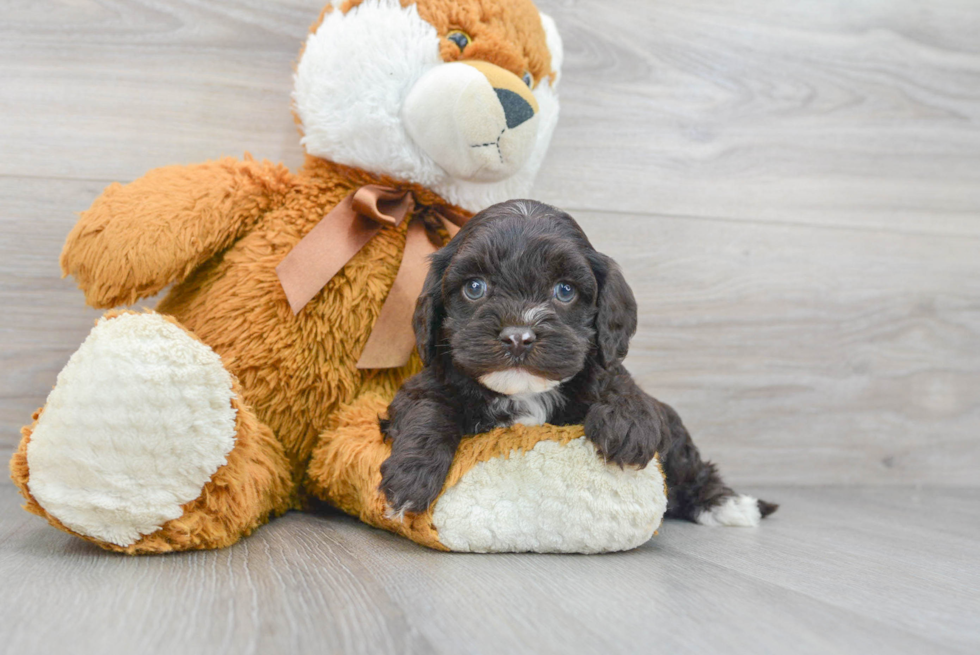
440 215 462 239
356 219 438 369
441 209 469 231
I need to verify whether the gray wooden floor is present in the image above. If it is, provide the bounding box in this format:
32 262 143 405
1 475 978 655
2 0 979 653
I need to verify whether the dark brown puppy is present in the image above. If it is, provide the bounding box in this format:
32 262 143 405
380 200 778 526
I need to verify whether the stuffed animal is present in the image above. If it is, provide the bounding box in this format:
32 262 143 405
10 0 667 554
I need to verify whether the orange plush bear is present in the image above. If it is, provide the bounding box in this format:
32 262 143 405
11 0 667 554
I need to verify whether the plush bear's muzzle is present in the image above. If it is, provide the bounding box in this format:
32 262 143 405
403 60 541 182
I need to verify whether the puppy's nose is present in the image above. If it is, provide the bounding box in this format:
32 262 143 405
499 326 536 357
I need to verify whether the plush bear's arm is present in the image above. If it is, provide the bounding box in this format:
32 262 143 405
61 156 295 308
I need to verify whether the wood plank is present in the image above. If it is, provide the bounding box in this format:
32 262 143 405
0 0 318 181
532 0 980 234
0 177 126 447
1 480 976 655
576 209 980 487
655 485 980 652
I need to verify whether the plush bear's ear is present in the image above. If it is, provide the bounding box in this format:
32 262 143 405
413 242 458 365
591 253 638 367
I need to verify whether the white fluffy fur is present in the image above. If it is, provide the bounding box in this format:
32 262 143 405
696 494 762 527
490 388 565 427
521 303 552 324
295 1 440 182
539 13 563 86
432 437 666 553
292 0 563 213
26 314 238 547
510 398 550 426
479 368 559 395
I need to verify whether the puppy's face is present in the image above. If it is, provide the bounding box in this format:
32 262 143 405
414 201 638 395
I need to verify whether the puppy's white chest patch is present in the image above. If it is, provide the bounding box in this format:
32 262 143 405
510 393 552 426
479 369 559 395
480 369 566 427
491 389 565 427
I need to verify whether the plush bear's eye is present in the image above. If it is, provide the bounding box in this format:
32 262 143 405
447 30 471 52
522 71 534 88
463 278 487 300
553 282 576 303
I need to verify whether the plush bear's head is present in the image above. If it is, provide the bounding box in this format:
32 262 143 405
293 0 563 212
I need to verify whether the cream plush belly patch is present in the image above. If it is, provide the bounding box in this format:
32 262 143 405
26 313 238 547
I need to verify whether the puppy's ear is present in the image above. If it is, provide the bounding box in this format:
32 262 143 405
413 245 455 365
592 253 638 366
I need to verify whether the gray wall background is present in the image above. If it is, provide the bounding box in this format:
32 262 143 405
2 0 978 486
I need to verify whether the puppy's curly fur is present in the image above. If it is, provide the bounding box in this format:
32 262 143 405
380 200 778 524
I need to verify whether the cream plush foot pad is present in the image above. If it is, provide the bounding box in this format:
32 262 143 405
432 437 667 553
26 313 238 547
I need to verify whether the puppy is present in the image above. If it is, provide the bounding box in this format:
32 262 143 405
379 200 778 526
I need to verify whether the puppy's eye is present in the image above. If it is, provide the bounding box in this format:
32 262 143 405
463 278 487 300
447 30 471 52
522 71 533 88
554 282 576 303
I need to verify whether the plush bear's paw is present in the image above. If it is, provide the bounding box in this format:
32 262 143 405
24 312 239 547
431 436 667 553
309 395 671 554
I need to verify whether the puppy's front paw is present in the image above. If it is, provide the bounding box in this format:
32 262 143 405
585 401 660 468
379 455 451 516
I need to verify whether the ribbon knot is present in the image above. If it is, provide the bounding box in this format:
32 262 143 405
275 184 468 370
350 185 414 227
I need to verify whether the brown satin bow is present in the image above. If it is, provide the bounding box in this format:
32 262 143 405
276 185 468 369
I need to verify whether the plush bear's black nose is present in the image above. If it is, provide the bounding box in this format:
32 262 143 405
494 88 535 129
499 326 536 357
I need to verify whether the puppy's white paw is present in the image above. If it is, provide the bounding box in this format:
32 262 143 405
696 494 762 527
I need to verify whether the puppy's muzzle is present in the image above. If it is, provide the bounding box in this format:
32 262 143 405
499 326 536 358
